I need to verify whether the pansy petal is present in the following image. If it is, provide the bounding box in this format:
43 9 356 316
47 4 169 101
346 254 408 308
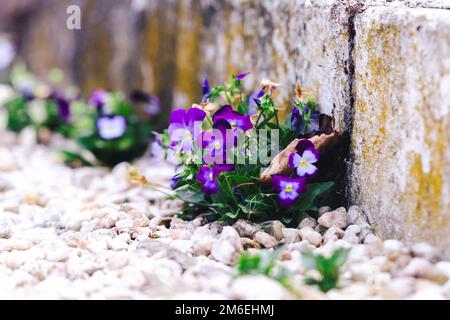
271 175 284 191
187 107 206 125
304 163 318 176
202 76 210 96
169 108 187 126
236 72 250 81
296 165 308 177
295 139 315 154
302 148 319 163
202 180 218 195
289 153 302 168
212 105 234 123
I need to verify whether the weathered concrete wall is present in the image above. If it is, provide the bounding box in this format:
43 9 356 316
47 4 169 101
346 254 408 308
1 0 450 254
350 6 450 255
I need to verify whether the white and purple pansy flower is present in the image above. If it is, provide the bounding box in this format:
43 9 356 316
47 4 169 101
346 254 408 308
96 115 127 140
168 107 206 153
288 139 319 177
272 175 307 207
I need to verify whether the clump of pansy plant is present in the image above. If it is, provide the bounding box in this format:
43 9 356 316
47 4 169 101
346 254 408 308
1 65 75 138
139 74 339 224
67 89 160 166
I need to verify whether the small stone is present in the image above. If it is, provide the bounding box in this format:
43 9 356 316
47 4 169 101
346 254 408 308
411 242 439 262
314 224 328 235
400 258 432 278
318 206 331 216
299 227 322 247
259 220 284 241
383 239 407 255
0 149 17 171
364 233 380 244
435 261 450 279
323 226 344 243
349 262 375 282
232 220 261 238
281 228 300 244
317 207 347 229
0 221 13 239
231 275 292 300
254 231 278 248
241 237 260 249
287 240 315 253
298 215 317 229
115 219 134 230
380 277 416 299
346 205 369 226
343 225 362 244
191 226 215 256
211 226 243 265
39 240 70 262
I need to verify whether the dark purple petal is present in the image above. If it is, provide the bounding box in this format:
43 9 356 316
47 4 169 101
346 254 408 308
212 105 234 123
169 108 188 126
170 175 181 189
214 164 235 172
89 89 108 110
96 115 127 140
201 180 218 195
212 105 253 132
186 107 206 125
236 72 250 81
202 76 210 96
56 96 71 122
295 139 315 155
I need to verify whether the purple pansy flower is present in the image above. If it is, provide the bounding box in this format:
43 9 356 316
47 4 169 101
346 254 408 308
288 140 319 177
201 119 231 166
212 105 253 132
236 72 250 81
272 175 307 207
168 108 206 153
196 165 220 195
49 92 71 122
96 115 127 140
89 89 108 110
291 105 320 135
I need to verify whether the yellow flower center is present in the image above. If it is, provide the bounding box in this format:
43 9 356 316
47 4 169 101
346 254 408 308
185 131 192 139
284 184 293 192
214 141 221 150
300 160 308 167
209 172 214 181
230 121 236 130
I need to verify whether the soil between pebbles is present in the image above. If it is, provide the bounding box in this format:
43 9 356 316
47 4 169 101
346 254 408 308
0 128 449 300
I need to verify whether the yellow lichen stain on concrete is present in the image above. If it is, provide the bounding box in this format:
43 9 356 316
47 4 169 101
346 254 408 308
405 120 447 231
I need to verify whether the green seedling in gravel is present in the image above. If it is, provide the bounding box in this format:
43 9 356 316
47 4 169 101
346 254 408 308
302 248 350 292
236 250 291 288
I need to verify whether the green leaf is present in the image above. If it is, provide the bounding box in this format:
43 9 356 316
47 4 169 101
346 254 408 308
175 185 205 203
295 181 334 213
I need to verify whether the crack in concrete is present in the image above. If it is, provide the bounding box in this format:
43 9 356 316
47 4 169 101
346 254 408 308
343 1 365 207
